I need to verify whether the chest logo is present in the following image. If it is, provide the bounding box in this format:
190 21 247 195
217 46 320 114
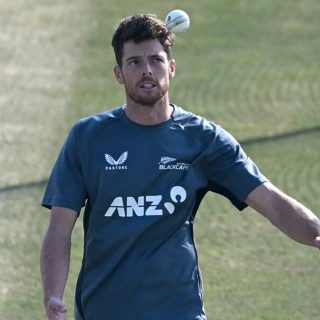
158 156 190 171
105 186 187 218
105 151 128 170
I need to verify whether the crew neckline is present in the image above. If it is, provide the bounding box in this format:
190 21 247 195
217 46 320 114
120 104 177 129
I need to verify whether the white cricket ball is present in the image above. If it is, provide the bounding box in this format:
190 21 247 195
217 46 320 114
165 9 190 33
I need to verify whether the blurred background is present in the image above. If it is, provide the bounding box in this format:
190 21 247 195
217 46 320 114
1 0 319 319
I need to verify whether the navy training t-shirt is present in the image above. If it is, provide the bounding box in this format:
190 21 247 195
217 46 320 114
42 105 267 320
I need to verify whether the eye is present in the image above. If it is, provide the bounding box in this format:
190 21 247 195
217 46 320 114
153 57 164 63
128 59 139 66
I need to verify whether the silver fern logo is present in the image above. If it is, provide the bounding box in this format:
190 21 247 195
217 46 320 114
105 151 128 170
158 156 190 170
159 156 176 165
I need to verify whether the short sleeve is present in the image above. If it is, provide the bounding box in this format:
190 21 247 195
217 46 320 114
42 125 87 213
204 126 268 210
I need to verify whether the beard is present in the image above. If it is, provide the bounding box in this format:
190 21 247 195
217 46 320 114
124 79 169 107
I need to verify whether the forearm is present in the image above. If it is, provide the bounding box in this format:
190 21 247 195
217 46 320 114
268 193 320 247
247 182 320 248
40 227 71 303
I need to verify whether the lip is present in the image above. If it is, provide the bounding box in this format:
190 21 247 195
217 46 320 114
137 78 157 89
139 83 156 89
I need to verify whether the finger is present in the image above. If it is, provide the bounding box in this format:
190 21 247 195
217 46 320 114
48 297 67 313
314 236 320 249
47 308 67 320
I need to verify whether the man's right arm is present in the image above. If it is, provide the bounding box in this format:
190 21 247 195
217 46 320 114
40 206 78 320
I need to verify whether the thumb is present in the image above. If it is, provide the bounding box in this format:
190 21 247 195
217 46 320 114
314 236 320 249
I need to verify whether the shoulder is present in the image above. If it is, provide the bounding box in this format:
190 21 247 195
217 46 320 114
75 106 123 129
71 106 124 139
172 105 234 145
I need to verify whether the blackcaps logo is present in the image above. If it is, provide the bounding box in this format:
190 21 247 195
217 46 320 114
158 156 190 170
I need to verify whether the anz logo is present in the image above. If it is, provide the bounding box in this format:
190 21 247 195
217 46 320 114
105 186 187 218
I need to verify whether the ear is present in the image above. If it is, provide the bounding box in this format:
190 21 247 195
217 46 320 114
114 65 124 84
169 59 176 80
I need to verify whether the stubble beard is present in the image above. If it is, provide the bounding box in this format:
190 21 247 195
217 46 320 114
125 81 169 107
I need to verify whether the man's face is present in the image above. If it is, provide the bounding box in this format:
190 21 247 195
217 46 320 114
114 39 175 106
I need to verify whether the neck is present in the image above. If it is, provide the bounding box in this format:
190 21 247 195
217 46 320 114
124 98 173 126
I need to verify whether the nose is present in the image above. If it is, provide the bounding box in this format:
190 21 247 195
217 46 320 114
142 61 152 76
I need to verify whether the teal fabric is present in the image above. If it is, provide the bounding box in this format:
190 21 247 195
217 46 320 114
42 105 267 320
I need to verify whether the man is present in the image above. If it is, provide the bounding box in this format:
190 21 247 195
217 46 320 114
40 14 320 320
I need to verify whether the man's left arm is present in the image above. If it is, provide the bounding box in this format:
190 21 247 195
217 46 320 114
245 181 320 249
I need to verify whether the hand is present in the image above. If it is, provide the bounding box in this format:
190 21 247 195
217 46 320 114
45 297 67 320
314 236 320 249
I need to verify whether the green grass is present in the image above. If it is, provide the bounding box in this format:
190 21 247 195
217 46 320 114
1 0 319 319
0 0 92 187
197 132 320 319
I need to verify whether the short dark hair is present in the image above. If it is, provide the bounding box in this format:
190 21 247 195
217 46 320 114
111 14 175 67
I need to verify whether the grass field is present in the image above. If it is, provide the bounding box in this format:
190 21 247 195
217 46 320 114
0 0 319 319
